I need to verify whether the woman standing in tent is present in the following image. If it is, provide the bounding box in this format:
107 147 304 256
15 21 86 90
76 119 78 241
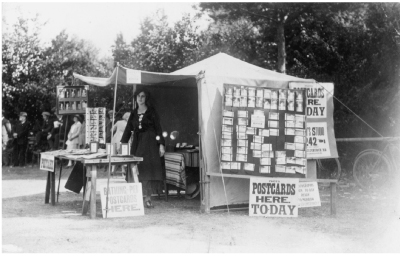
121 89 165 208
110 112 131 175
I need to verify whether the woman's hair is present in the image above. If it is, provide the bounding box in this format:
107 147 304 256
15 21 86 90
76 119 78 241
134 88 153 109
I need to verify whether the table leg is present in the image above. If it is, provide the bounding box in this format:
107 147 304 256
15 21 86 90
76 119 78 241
330 182 337 216
130 164 139 183
57 161 63 202
45 172 51 204
51 171 56 206
82 177 91 215
90 165 97 219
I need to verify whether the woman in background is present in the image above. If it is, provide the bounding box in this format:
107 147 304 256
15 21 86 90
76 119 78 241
111 112 130 175
121 89 165 208
78 114 86 149
65 115 82 167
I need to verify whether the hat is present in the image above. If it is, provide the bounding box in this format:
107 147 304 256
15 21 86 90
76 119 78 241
73 114 82 122
185 183 200 200
108 110 114 115
42 112 50 116
19 112 27 117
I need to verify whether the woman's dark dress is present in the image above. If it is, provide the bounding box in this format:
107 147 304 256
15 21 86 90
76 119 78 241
120 107 165 184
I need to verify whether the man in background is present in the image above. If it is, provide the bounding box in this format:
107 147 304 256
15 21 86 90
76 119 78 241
11 112 31 168
35 112 53 150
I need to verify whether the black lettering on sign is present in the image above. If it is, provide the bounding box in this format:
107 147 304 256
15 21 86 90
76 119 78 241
311 127 324 136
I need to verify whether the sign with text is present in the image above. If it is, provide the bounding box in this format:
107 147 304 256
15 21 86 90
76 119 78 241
40 153 55 172
126 69 141 84
289 82 338 159
249 177 299 217
306 122 330 158
100 183 144 218
289 83 327 118
298 182 321 208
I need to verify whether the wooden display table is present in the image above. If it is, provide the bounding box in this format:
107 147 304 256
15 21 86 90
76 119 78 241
44 155 143 219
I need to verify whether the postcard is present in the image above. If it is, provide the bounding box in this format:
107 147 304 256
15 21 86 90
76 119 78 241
260 158 271 166
275 165 286 173
260 166 271 173
237 139 248 147
238 110 248 118
244 163 255 171
269 129 279 136
223 109 234 117
259 129 270 137
268 112 279 120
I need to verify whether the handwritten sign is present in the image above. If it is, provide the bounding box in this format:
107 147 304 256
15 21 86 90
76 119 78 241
100 183 144 218
298 182 321 208
40 153 55 172
249 177 299 217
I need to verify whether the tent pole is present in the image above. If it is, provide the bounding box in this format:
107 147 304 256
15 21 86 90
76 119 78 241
105 63 119 218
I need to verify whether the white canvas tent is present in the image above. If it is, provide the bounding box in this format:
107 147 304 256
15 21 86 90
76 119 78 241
73 53 316 212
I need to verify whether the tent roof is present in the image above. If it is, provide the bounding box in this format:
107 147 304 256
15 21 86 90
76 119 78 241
73 52 315 86
171 53 315 82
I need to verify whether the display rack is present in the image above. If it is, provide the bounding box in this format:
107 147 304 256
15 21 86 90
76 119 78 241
56 85 89 115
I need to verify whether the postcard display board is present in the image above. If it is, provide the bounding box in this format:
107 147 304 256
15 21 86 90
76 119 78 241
221 84 307 178
85 107 106 144
57 85 89 115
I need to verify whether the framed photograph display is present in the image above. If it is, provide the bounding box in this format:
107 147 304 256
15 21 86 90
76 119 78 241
220 83 307 178
57 85 89 115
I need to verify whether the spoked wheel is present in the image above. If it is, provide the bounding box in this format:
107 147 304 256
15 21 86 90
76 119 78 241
316 158 342 181
353 149 392 190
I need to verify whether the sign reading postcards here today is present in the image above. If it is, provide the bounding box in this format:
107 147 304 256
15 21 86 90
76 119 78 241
220 84 307 178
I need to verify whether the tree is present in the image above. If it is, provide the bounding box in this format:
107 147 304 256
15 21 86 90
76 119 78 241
200 2 352 74
2 15 48 122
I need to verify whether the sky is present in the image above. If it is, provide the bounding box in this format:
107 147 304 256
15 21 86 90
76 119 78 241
2 1 210 58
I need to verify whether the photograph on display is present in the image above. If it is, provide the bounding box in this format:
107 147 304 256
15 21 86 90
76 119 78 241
237 139 248 147
233 96 241 107
231 162 241 170
260 166 270 173
244 163 255 171
223 110 234 117
238 110 248 118
263 98 271 109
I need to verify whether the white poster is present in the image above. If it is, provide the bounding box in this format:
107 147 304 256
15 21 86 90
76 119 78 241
298 182 321 208
40 153 55 172
289 83 329 118
250 114 265 129
306 122 330 158
126 69 141 84
249 177 298 217
100 183 144 218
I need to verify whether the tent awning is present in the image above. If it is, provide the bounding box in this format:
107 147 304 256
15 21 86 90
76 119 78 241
73 66 195 86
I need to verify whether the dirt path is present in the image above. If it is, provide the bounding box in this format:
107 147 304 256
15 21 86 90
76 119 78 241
2 166 400 253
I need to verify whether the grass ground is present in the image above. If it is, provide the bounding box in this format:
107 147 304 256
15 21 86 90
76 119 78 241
2 164 400 253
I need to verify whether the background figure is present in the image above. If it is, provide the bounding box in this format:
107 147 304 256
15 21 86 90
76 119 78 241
111 112 130 175
106 110 114 143
2 112 12 166
65 115 82 167
121 89 165 208
47 114 63 150
78 115 86 149
11 112 31 168
35 112 53 150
